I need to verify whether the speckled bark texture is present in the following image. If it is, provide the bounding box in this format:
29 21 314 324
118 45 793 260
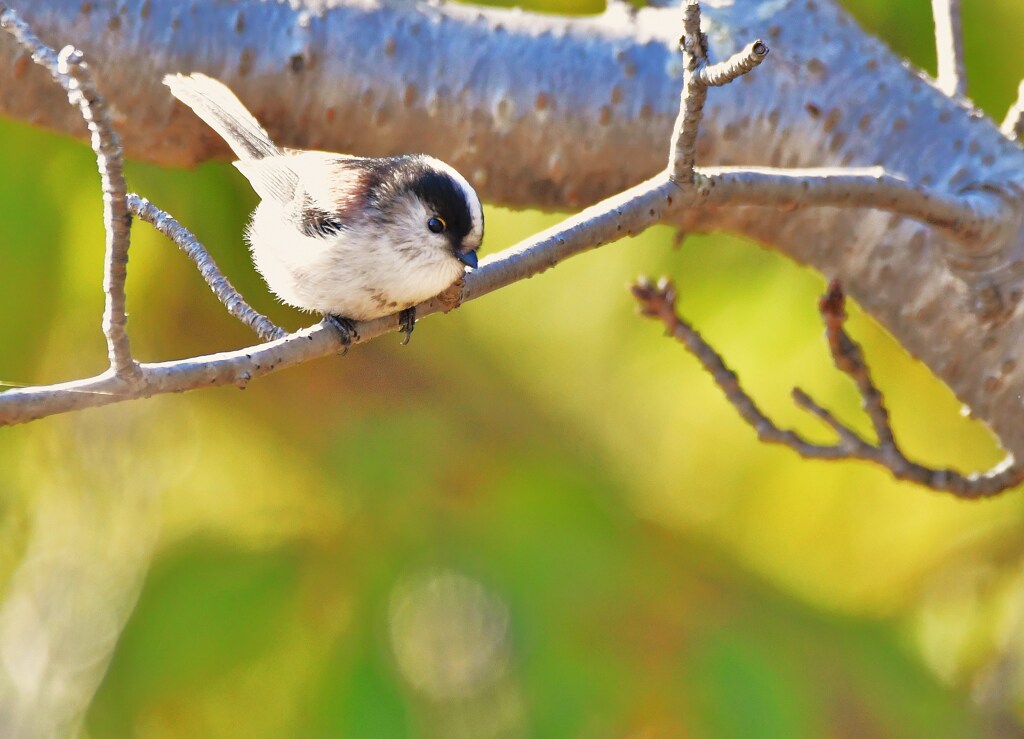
3 0 1024 458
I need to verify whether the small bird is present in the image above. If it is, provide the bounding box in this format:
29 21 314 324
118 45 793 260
164 73 483 344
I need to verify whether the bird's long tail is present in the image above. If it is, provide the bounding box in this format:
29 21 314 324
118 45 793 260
164 73 280 161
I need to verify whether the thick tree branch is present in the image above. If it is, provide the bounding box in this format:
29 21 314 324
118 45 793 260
3 1 1017 207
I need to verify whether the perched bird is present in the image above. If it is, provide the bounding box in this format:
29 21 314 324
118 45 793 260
164 73 483 343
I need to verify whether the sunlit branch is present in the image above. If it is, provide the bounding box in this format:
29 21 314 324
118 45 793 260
700 167 1009 245
2 6 137 378
60 47 136 377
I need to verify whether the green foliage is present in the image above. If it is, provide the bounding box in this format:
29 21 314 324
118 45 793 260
89 545 300 736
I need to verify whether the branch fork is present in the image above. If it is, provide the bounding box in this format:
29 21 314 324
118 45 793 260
632 277 1024 499
668 1 768 185
665 0 1018 298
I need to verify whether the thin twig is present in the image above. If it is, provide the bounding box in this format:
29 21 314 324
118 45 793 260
668 0 768 182
1002 80 1024 142
700 166 1009 251
0 5 66 90
631 277 1024 499
698 40 769 88
127 195 287 342
932 0 967 98
58 47 137 378
631 276 818 454
789 387 862 449
817 283 895 448
667 0 709 182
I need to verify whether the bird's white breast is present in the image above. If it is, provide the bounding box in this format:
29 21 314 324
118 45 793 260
246 200 465 321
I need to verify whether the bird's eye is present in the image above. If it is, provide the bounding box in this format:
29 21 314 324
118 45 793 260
427 216 447 234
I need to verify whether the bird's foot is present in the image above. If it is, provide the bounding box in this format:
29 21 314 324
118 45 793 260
324 314 359 352
398 308 416 345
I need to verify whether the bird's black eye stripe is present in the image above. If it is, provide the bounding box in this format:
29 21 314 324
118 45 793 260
427 216 446 234
301 207 344 238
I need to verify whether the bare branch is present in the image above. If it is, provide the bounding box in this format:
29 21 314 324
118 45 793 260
699 167 1009 246
631 277 1024 499
667 0 709 183
668 2 767 182
1002 80 1024 141
932 0 967 98
659 0 1005 251
631 276 815 453
127 195 287 342
697 40 769 89
661 4 989 244
659 3 995 244
816 281 895 447
789 387 863 449
58 47 136 377
3 5 137 377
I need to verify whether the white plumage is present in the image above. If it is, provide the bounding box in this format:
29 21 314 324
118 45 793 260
165 73 483 324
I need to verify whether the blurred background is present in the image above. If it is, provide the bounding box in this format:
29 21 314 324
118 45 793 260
1 0 1023 736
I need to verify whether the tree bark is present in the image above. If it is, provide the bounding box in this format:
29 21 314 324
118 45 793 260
3 0 1024 458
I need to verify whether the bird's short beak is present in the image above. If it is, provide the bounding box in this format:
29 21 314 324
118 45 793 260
458 250 479 269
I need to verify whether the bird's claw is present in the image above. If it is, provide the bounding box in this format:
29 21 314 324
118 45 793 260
325 314 359 353
398 308 416 345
